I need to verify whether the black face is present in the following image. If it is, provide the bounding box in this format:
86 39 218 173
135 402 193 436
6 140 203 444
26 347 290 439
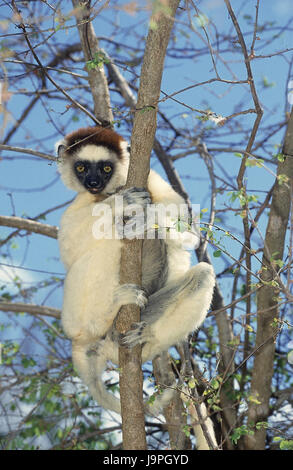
74 160 114 194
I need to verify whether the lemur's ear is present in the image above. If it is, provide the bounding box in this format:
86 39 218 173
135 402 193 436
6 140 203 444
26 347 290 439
56 143 67 159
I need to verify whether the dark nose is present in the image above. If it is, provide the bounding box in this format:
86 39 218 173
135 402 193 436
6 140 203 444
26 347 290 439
88 180 98 187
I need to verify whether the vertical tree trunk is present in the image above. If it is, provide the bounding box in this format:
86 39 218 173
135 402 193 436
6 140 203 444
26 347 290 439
115 0 180 450
246 109 293 449
106 53 191 451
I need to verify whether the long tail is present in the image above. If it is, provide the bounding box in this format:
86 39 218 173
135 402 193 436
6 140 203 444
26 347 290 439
72 340 174 416
72 339 121 414
181 387 218 450
192 403 218 450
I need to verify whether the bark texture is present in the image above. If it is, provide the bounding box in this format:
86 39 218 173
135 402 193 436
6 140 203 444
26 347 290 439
246 109 293 449
115 0 180 450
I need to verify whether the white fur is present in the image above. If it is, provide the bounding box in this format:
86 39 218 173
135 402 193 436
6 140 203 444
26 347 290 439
58 135 216 433
59 191 122 340
73 144 114 162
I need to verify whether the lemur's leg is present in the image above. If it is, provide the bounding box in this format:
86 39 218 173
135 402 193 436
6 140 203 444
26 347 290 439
122 262 215 360
69 283 146 412
112 284 148 311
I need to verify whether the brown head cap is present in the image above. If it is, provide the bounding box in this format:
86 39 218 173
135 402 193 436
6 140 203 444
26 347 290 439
63 126 127 159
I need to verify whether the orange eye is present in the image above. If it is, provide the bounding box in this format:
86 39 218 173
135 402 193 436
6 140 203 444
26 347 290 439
103 166 112 173
76 164 85 173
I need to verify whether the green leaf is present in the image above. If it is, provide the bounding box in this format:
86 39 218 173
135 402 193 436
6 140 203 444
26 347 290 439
21 356 37 368
245 325 254 332
280 439 293 450
139 106 155 113
183 425 191 437
213 250 221 258
245 158 264 168
262 76 276 88
248 395 262 405
188 378 197 389
210 378 220 390
277 174 289 185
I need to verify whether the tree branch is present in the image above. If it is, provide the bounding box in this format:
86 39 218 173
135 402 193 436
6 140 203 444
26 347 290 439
71 0 113 125
0 301 61 319
0 215 58 239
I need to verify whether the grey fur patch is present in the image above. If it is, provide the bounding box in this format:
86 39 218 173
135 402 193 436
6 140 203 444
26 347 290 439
120 187 151 207
142 239 168 295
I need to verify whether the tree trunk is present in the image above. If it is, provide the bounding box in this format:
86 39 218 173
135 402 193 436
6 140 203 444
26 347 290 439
115 0 180 450
245 109 293 449
106 44 192 451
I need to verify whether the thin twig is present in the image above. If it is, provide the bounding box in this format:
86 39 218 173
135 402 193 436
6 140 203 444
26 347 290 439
11 1 102 126
0 144 56 162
